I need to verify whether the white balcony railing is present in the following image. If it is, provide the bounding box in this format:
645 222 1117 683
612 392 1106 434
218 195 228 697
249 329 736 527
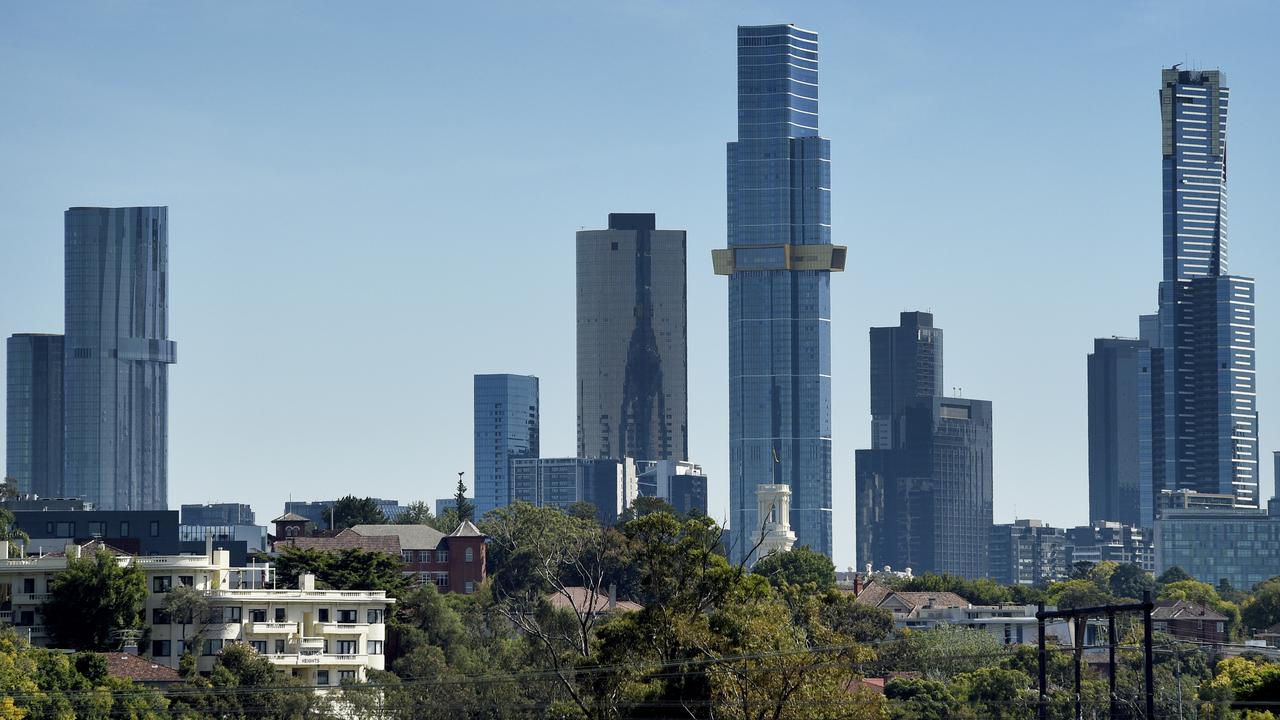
248 622 298 634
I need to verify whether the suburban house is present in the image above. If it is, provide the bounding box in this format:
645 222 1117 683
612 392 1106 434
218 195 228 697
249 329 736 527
270 517 487 595
0 539 393 686
1151 600 1228 645
854 581 1075 646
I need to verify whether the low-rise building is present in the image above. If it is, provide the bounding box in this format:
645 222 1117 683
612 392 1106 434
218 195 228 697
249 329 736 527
181 503 256 526
1151 600 1228 645
990 520 1068 586
1154 503 1280 589
271 518 487 595
510 457 638 525
0 540 393 686
635 460 708 516
12 509 180 556
1066 522 1154 571
854 581 1074 646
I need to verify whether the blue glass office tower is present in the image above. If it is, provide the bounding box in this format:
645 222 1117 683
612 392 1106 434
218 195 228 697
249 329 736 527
1087 338 1148 527
473 374 539 518
856 313 992 578
1144 69 1258 516
6 334 65 498
714 25 845 563
63 207 175 511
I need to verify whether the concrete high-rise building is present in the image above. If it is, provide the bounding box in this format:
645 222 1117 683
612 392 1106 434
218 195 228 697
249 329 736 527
714 24 846 563
1087 338 1149 527
63 207 175 511
1143 69 1258 513
856 313 993 578
577 214 687 463
473 374 539 518
6 334 64 498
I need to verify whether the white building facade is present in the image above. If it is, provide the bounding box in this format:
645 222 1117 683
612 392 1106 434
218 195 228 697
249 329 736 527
0 540 392 686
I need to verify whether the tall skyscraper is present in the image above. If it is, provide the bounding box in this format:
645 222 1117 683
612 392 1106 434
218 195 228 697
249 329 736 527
473 374 539 518
714 24 845 563
577 213 687 463
63 207 175 511
6 334 65 498
1087 338 1148 527
870 312 942 449
856 313 993 578
1144 69 1258 514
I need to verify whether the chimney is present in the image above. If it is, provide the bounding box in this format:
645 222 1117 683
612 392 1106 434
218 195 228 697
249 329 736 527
300 573 315 591
206 535 214 560
65 544 80 559
0 540 9 560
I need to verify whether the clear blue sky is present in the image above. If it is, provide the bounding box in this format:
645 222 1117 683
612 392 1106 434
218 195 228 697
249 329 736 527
2 1 1277 568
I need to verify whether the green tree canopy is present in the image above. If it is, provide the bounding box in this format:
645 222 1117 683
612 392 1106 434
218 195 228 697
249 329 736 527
395 500 436 526
41 548 147 650
0 507 27 543
1242 577 1280 630
1157 565 1195 585
272 546 409 596
751 546 835 591
330 495 387 530
1108 563 1155 600
454 475 475 522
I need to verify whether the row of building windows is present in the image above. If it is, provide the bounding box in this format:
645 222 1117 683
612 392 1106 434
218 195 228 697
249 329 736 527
150 606 382 625
400 547 474 564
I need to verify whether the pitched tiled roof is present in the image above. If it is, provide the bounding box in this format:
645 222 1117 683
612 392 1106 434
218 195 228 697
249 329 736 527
890 591 970 611
280 529 400 555
548 587 643 613
854 581 893 607
352 524 446 551
272 513 311 523
98 653 182 683
449 520 485 537
1153 599 1227 622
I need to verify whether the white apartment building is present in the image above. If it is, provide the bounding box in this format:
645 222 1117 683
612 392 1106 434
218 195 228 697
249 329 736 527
0 540 392 687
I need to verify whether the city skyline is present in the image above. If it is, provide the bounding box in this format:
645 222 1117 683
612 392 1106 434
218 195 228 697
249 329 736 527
2 3 1278 566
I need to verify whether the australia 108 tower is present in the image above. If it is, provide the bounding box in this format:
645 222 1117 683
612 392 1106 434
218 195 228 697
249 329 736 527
714 25 846 563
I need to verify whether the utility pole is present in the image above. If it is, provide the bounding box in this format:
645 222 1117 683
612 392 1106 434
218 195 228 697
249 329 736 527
1037 595 1157 720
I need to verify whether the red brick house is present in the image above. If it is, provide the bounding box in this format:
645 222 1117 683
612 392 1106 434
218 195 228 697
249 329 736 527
270 517 487 595
1152 600 1228 645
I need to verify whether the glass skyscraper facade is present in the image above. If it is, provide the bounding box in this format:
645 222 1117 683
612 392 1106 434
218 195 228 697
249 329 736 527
63 207 175 511
1087 338 1147 527
577 213 688 463
856 313 993 578
473 374 539 518
1145 69 1258 514
5 333 65 498
715 24 845 563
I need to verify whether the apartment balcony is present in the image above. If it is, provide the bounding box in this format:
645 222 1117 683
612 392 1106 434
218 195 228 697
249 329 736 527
15 594 49 604
313 622 367 635
204 588 391 603
248 622 299 634
270 653 368 667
